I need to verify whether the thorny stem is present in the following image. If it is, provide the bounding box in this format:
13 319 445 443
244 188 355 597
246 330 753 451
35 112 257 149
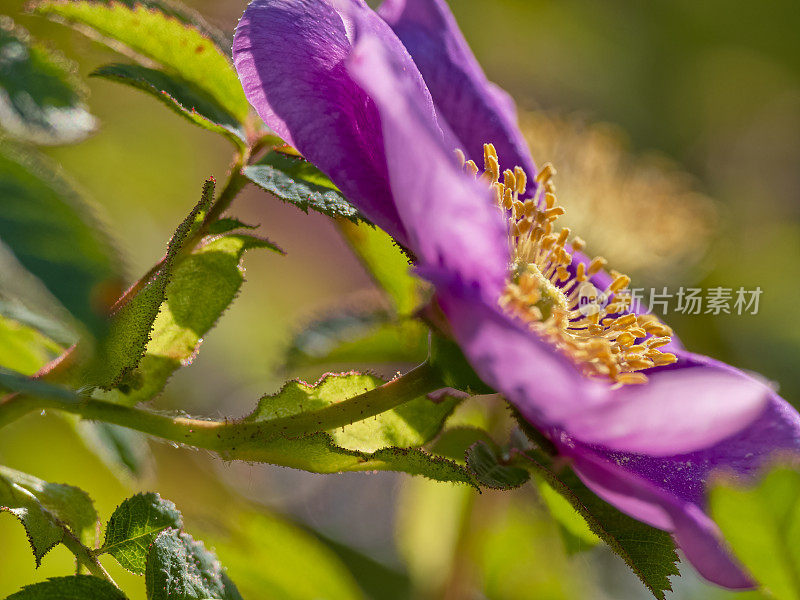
0 363 443 454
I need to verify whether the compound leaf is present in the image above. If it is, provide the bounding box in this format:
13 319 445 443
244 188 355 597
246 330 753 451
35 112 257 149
100 492 183 574
0 18 96 144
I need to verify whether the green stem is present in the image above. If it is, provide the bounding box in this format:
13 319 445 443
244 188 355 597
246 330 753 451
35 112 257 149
0 363 442 453
197 151 250 237
61 532 118 587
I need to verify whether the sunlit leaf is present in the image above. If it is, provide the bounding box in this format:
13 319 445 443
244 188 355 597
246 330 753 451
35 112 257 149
92 0 231 55
81 179 215 388
5 575 126 600
516 449 680 600
219 373 474 485
0 18 95 144
145 529 243 600
0 465 96 565
244 151 363 221
33 0 249 121
246 373 454 453
100 492 183 574
92 63 246 148
0 143 122 339
535 480 601 554
710 466 800 599
197 511 365 600
95 232 281 404
337 220 419 315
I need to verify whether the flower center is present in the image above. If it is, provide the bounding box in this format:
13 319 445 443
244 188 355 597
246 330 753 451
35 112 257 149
457 144 678 385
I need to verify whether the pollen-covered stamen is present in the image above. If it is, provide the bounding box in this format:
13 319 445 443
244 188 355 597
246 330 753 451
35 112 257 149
461 143 678 385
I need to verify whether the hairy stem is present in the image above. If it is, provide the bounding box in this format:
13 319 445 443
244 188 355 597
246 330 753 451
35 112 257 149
0 363 442 453
61 532 118 588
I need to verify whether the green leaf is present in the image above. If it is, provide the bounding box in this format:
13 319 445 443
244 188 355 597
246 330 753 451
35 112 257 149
516 449 680 599
0 18 96 144
100 492 183 574
91 63 246 148
94 232 281 404
337 220 419 315
33 0 249 122
466 440 530 490
5 575 127 600
286 309 427 369
145 529 243 600
196 511 365 600
710 466 800 599
0 465 97 565
223 373 474 485
0 143 122 339
92 0 232 55
246 373 454 453
81 179 215 388
243 151 363 222
535 480 601 554
0 314 62 375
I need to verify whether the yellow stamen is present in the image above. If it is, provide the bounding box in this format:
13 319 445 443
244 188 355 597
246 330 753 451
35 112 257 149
468 143 677 385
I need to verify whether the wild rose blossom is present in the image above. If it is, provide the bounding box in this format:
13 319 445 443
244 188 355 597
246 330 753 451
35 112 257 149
233 0 800 588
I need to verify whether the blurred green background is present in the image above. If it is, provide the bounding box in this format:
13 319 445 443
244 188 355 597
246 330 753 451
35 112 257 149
1 0 798 598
